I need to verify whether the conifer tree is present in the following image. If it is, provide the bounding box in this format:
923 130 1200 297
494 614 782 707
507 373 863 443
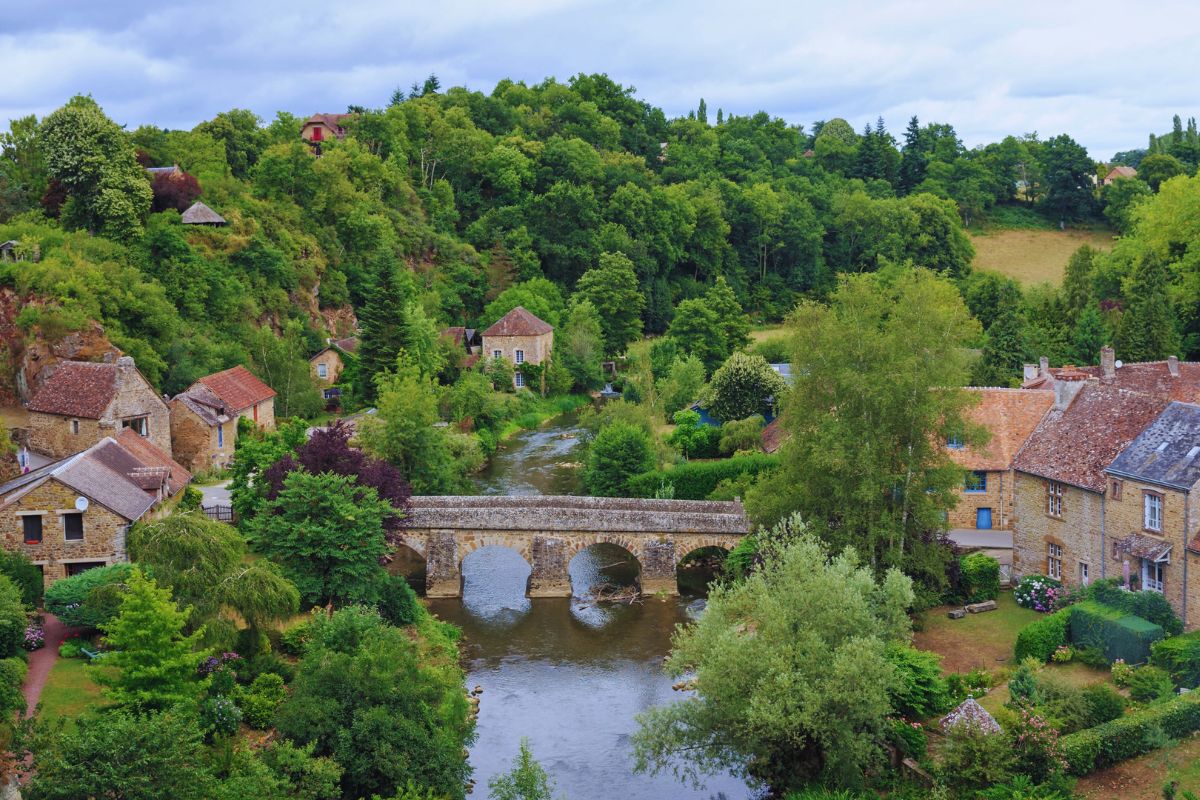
898 115 926 194
972 285 1027 387
357 260 414 402
697 98 708 126
1116 254 1181 361
703 276 752 353
1071 302 1108 365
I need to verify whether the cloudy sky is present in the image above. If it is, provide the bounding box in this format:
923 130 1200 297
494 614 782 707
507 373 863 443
1 0 1195 158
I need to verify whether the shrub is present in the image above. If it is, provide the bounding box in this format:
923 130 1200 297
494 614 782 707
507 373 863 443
23 622 45 651
43 563 136 629
0 550 44 608
199 694 242 738
937 722 1015 797
278 621 312 657
1073 646 1109 668
666 410 722 459
1014 609 1070 663
627 453 779 500
241 651 295 684
1151 630 1200 688
885 717 927 758
0 575 28 658
1006 709 1067 784
717 414 765 455
947 668 994 705
1013 575 1068 613
1088 578 1183 636
1069 600 1164 665
886 645 951 717
1080 684 1126 727
1058 691 1200 775
1032 672 1094 734
239 672 287 729
177 485 203 511
582 421 655 497
1128 665 1174 704
58 639 84 659
1007 661 1040 706
958 553 1000 604
1111 659 1134 687
1050 645 1072 663
0 657 25 717
376 573 421 627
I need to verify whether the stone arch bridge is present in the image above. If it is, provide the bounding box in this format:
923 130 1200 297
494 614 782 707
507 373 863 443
400 496 749 597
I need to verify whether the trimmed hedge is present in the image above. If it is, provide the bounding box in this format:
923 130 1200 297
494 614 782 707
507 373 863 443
1059 690 1200 775
1069 600 1163 665
1014 608 1071 663
627 453 779 500
44 563 137 629
958 553 1000 604
1087 578 1182 636
1151 630 1200 688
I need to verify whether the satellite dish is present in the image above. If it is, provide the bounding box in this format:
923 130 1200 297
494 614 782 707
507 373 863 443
74 496 89 512
1115 360 1123 369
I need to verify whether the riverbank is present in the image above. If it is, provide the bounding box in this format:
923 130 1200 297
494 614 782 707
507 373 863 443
492 394 592 444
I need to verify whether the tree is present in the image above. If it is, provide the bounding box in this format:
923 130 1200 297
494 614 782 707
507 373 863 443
1100 177 1152 232
245 471 394 607
656 354 707 418
702 352 788 423
229 419 310 522
0 575 25 658
40 95 152 240
583 421 655 497
97 568 208 711
1071 302 1109 365
489 739 556 800
357 261 416 402
0 550 42 609
972 284 1028 387
1138 152 1186 192
667 298 725 373
1115 253 1181 361
632 520 914 793
703 277 751 353
574 252 645 356
559 299 605 391
249 320 323 419
1061 245 1098 319
480 278 565 330
149 170 202 212
745 270 982 594
1038 134 1096 223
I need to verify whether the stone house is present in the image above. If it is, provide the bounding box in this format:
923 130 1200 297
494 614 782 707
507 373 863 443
1103 165 1138 185
190 366 276 430
480 307 553 390
310 336 357 388
169 383 236 473
0 437 184 586
25 357 171 460
946 387 1054 532
301 113 352 144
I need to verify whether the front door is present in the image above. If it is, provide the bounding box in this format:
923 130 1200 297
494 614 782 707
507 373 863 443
976 507 993 530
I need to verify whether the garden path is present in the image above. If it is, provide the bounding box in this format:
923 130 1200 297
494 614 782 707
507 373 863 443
22 613 71 718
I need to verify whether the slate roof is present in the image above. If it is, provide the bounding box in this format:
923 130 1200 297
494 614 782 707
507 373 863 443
950 388 1055 472
115 428 192 496
194 366 275 413
172 383 230 427
1012 382 1169 492
180 201 226 225
941 696 1001 734
482 306 552 337
27 361 119 419
1106 402 1200 490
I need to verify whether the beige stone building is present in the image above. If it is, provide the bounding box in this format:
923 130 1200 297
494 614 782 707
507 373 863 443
301 113 352 144
191 366 276 430
0 436 188 586
310 336 357 406
169 384 236 473
26 357 171 460
480 307 553 390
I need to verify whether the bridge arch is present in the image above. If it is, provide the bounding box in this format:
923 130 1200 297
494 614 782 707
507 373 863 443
568 541 642 597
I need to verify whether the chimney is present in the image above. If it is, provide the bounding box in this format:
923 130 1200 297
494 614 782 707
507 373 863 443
1023 363 1038 382
1101 346 1115 379
1054 377 1086 411
1039 356 1050 376
1169 355 1180 377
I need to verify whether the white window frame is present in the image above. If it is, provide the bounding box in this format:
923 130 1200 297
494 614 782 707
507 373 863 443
1143 559 1165 593
492 349 502 360
1079 561 1090 586
1144 492 1163 532
1047 481 1063 517
317 362 328 379
514 349 525 365
1047 542 1063 580
514 372 525 388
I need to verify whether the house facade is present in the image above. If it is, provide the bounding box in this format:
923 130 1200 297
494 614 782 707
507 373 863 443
301 114 352 143
0 437 185 586
26 357 171 460
169 384 235 473
191 366 276 430
310 336 357 387
480 307 553 390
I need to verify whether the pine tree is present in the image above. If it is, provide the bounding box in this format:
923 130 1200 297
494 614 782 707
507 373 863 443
389 86 405 106
1116 254 1181 361
716 108 724 126
422 73 441 95
1071 302 1108 365
972 285 1027 387
898 115 926 194
357 260 414 402
697 98 708 126
97 568 207 712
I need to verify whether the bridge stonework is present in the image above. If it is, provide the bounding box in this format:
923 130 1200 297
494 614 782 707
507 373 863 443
401 496 749 598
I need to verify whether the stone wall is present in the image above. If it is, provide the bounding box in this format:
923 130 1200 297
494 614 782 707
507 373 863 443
105 360 172 456
1011 472 1105 588
1104 477 1189 625
27 413 102 460
480 331 553 388
238 399 275 431
311 350 344 386
948 469 1011 529
169 402 236 473
1 477 129 587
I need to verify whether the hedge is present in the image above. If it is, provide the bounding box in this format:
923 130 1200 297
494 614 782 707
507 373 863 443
1014 608 1071 663
958 553 1000 604
1069 600 1163 665
627 453 779 500
1151 631 1200 688
1059 690 1200 775
43 563 137 629
1087 578 1182 636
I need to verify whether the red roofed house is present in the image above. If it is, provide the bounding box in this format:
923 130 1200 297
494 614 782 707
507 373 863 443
301 114 352 144
25 357 171 460
193 366 276 430
169 366 275 473
1103 165 1138 185
481 307 553 391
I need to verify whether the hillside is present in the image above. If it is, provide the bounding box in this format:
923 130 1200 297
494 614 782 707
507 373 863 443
970 227 1115 285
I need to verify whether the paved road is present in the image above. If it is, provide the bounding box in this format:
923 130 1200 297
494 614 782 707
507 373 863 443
199 480 232 507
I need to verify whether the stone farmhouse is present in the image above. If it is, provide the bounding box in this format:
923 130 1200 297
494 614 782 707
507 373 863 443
481 307 553 390
301 113 352 144
168 366 275 473
25 357 171 460
0 436 188 587
309 336 358 403
192 366 276 430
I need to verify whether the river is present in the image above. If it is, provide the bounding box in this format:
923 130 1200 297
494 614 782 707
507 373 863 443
425 414 752 800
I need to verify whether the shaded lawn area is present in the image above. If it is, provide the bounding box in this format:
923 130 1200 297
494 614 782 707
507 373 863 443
914 591 1040 674
36 658 108 722
1076 732 1200 800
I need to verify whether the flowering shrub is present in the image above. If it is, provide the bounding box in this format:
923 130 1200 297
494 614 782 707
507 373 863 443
1111 659 1134 687
885 717 927 757
1007 709 1067 783
1014 576 1069 612
23 623 44 651
199 651 242 677
199 695 242 738
1051 645 1073 663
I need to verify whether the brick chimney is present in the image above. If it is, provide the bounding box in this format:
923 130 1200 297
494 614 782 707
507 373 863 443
1023 363 1038 382
1169 355 1180 377
1101 346 1115 380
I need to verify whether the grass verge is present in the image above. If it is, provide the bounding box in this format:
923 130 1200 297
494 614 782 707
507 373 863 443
914 591 1041 673
37 657 108 722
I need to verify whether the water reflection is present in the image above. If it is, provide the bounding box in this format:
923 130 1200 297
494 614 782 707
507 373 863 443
471 415 585 496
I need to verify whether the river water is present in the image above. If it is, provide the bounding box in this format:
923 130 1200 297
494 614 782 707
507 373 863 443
425 415 752 800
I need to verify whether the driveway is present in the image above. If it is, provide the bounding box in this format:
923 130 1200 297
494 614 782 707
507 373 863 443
199 480 231 507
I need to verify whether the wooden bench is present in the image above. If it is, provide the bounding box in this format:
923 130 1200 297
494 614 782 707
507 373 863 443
80 647 105 661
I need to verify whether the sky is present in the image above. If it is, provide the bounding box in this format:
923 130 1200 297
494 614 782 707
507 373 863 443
0 0 1196 158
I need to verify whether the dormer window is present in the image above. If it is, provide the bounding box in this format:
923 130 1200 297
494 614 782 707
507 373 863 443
947 434 964 449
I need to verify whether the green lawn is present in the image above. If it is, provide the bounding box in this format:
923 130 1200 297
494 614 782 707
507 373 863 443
913 591 1041 673
37 657 107 722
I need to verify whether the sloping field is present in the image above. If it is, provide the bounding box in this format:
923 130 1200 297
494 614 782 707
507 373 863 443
970 228 1115 285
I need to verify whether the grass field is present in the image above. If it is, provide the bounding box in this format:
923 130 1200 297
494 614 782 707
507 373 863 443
1076 733 1200 799
913 591 1040 673
970 228 1115 286
37 658 107 722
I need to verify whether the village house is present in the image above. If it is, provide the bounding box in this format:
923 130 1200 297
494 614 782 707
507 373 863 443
310 336 358 388
0 436 188 587
301 113 352 144
480 307 553 390
440 326 482 371
25 357 172 460
946 387 1055 533
190 366 276 430
1103 165 1139 185
169 383 235 473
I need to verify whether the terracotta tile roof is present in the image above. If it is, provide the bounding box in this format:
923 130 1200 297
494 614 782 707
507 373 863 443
0 439 159 521
1013 381 1169 492
949 388 1055 471
1027 360 1200 402
115 428 192 496
441 327 467 347
462 353 481 369
482 306 552 337
761 417 787 454
332 336 358 354
172 384 230 427
27 361 119 418
195 366 275 413
1106 165 1138 181
1113 532 1173 562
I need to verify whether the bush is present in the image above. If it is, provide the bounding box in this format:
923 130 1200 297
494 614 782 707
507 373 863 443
376 573 421 627
1058 691 1200 775
1073 646 1109 668
1013 575 1068 613
1080 684 1126 727
0 657 27 717
947 668 994 705
278 621 312 657
0 575 28 658
582 421 655 497
1032 672 1094 734
58 639 84 659
239 672 287 729
666 410 722 459
1008 662 1040 706
43 563 136 629
1069 600 1164 665
0 550 44 608
627 453 779 500
886 645 951 717
241 651 295 685
178 485 203 511
938 722 1015 797
1151 630 1200 688
958 553 1000 604
1088 578 1182 636
1014 609 1070 663
1006 709 1066 784
1128 665 1174 703
885 717 927 758
1111 659 1134 687
717 415 765 456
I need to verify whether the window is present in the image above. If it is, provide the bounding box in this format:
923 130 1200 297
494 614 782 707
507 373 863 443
1110 479 1123 501
21 516 42 545
1143 559 1165 593
1047 542 1063 579
1079 561 1090 586
122 417 148 437
964 471 987 493
217 423 224 449
514 372 525 388
62 513 83 542
317 363 328 379
493 349 502 360
1047 481 1064 517
66 561 105 577
514 349 525 364
947 434 964 449
1144 492 1163 532
70 418 80 435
